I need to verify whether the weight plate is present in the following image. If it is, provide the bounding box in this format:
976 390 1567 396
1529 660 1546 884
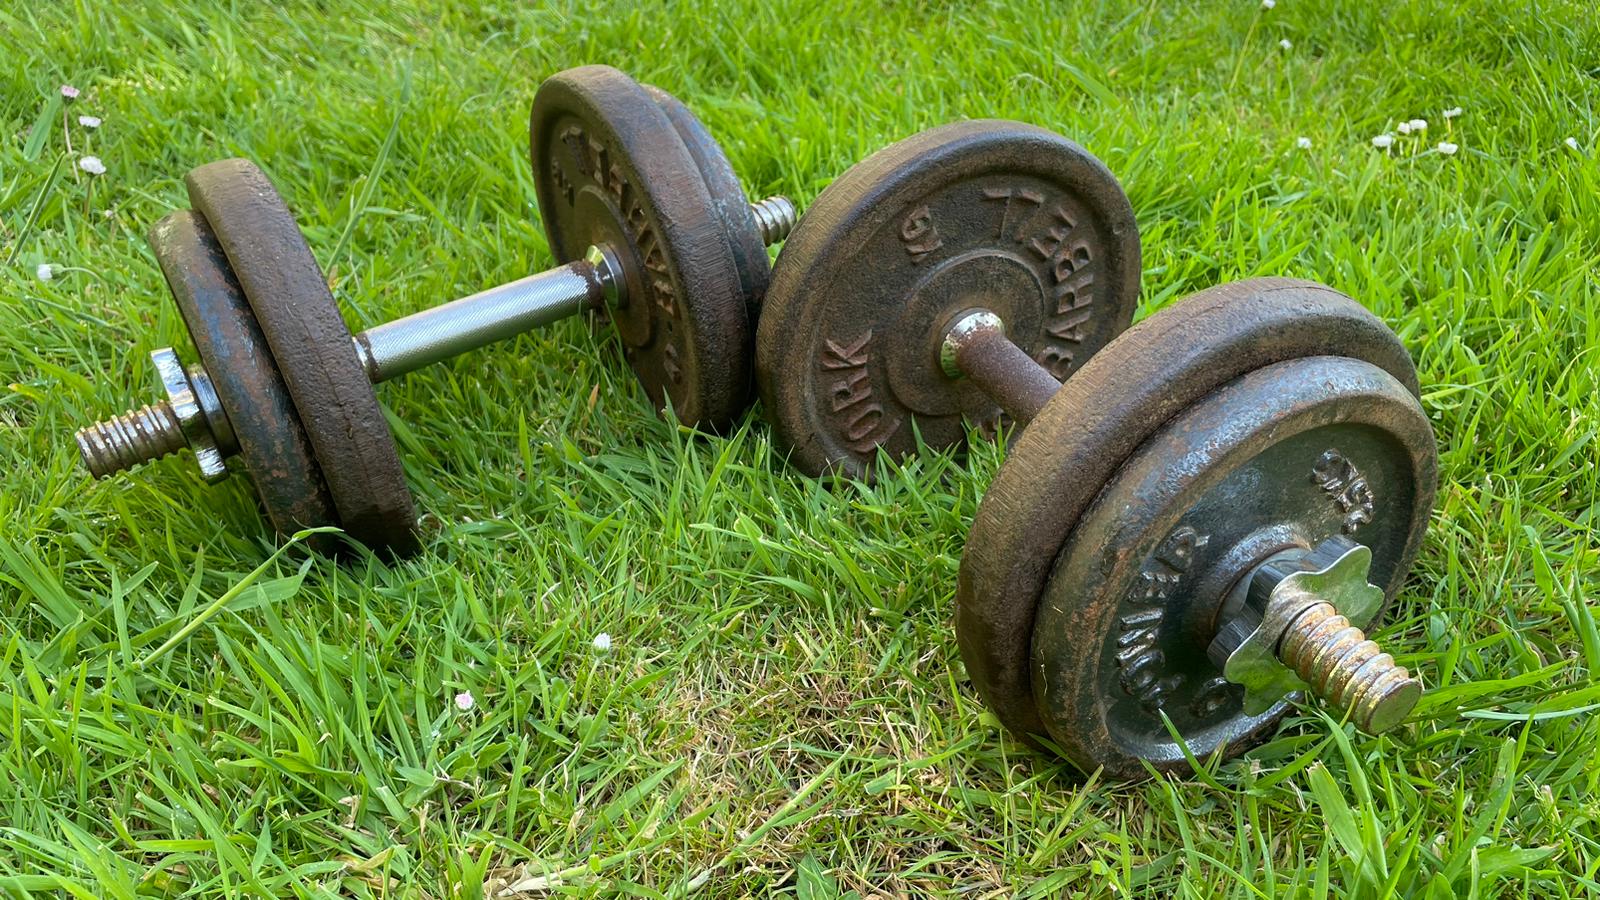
530 65 750 429
642 84 771 320
150 210 340 540
755 119 1140 479
185 159 419 555
956 278 1426 744
1031 355 1436 778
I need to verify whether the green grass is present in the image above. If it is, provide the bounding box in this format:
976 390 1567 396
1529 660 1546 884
2 0 1598 895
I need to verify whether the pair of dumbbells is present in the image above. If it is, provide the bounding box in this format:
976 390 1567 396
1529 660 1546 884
75 74 1435 778
752 121 1436 778
74 66 798 554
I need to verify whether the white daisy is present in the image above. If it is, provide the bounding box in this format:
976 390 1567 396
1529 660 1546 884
1442 107 1463 119
1296 137 1312 149
1261 0 1276 8
1436 141 1459 156
1279 38 1293 50
592 632 613 653
1408 118 1427 133
78 156 106 175
1371 133 1394 149
35 263 53 281
1398 122 1412 134
1564 137 1580 151
60 84 79 100
454 690 475 711
78 115 101 129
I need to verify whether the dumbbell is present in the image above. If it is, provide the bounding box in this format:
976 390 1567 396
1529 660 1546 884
73 65 796 555
756 121 1437 778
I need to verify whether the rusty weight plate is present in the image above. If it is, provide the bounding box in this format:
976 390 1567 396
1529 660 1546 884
150 210 340 541
1030 355 1436 779
755 120 1140 480
186 159 420 556
530 65 750 430
956 278 1427 745
641 84 771 320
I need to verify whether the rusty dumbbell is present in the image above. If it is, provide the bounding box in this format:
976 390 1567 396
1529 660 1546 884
755 121 1435 778
74 65 796 555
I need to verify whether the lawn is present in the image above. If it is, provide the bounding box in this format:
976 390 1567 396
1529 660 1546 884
2 0 1598 895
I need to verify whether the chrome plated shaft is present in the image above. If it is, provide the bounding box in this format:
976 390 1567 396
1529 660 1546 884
353 252 612 384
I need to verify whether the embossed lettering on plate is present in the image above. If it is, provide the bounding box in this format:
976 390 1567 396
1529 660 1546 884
550 158 576 206
1116 525 1210 713
662 341 682 385
1311 448 1374 533
555 124 679 321
1190 676 1234 719
900 206 944 264
977 185 1097 380
982 186 1044 241
820 331 902 453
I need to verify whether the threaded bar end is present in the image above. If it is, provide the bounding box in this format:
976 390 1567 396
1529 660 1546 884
750 196 798 245
75 402 187 478
1279 601 1420 733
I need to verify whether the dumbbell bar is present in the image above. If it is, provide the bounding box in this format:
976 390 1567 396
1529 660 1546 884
76 197 794 482
755 121 1436 778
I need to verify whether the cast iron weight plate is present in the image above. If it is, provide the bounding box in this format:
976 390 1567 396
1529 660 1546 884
149 210 340 540
755 119 1141 480
956 278 1429 746
530 65 750 430
1029 355 1436 779
642 84 772 321
186 159 420 555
